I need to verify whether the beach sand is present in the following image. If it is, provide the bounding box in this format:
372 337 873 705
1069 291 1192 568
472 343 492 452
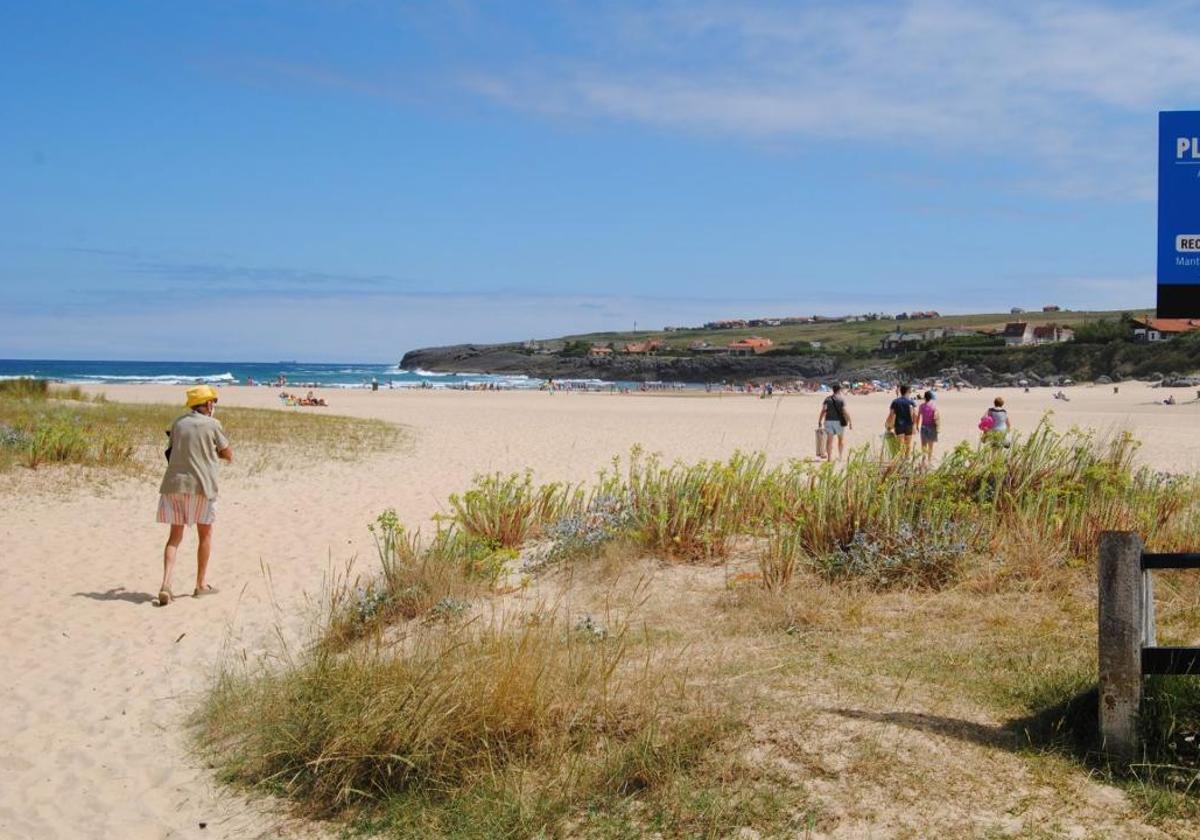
1 381 1197 838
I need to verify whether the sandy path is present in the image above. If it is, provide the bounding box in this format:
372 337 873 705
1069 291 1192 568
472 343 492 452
0 382 1196 838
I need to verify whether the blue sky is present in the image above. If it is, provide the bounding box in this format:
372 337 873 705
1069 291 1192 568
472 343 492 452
2 0 1197 361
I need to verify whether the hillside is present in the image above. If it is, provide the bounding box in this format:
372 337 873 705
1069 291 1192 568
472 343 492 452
399 308 1200 385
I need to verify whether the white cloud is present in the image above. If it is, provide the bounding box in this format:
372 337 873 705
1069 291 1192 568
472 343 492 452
462 0 1200 199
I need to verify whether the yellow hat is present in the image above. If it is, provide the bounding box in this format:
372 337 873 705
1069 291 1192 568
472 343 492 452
185 385 219 408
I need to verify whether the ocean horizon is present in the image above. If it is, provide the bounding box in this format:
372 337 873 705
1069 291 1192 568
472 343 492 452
0 358 547 389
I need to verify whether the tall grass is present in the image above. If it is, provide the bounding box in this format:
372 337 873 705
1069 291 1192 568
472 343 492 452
0 378 51 399
322 511 503 649
0 393 404 474
435 421 1199 593
0 378 87 401
198 606 731 830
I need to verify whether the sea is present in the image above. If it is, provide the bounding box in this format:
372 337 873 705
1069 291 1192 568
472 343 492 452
0 359 555 390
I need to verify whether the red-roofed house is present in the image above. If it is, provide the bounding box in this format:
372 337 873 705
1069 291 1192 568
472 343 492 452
1131 318 1200 342
621 339 665 355
727 336 774 356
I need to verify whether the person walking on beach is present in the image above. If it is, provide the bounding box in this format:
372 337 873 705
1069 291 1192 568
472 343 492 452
817 383 852 460
886 384 918 456
917 390 939 463
155 385 233 606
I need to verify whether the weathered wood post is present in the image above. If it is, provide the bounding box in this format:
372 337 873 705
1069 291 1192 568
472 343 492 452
1097 531 1147 762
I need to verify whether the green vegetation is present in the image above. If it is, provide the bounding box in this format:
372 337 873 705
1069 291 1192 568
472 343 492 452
559 309 1137 355
902 315 1200 380
449 471 581 548
546 309 1200 381
200 426 1200 836
0 380 404 474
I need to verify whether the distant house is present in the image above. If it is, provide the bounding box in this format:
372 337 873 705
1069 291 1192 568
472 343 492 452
895 312 910 320
588 345 613 358
622 338 664 355
1130 317 1200 342
1042 305 1061 313
909 310 941 319
727 336 774 356
704 319 748 330
1002 322 1034 346
880 331 926 352
1031 324 1074 344
1011 307 1026 315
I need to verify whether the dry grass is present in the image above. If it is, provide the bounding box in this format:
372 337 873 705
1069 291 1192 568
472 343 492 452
199 597 740 835
0 383 404 475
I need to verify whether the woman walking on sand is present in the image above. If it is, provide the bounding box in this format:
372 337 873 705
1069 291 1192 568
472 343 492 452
817 383 852 460
917 391 939 463
155 385 233 606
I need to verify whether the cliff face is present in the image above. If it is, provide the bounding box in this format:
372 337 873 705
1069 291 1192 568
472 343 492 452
400 344 841 382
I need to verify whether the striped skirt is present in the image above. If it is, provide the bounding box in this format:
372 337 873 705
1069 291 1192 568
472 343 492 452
156 493 217 525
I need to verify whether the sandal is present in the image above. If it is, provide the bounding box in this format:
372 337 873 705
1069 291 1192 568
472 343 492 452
156 590 172 607
193 584 219 598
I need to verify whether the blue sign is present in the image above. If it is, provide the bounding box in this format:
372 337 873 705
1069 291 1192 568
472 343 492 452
1158 111 1200 316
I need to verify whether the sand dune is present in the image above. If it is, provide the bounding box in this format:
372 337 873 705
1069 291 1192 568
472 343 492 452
1 382 1197 838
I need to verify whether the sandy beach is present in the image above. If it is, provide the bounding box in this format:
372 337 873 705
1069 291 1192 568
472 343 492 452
1 381 1198 839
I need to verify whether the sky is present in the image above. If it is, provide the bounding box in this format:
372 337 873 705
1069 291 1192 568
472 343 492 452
2 0 1198 362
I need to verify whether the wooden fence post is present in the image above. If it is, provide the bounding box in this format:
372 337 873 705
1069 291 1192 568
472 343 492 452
1098 531 1146 762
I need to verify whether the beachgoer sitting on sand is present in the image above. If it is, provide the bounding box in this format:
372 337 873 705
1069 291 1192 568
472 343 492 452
1164 395 1176 406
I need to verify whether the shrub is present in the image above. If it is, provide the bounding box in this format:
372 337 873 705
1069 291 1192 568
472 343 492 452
625 450 769 561
450 471 579 548
543 493 631 563
27 418 89 468
813 519 970 590
0 378 50 398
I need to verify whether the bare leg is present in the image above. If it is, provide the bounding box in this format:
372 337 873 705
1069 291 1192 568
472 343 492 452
837 434 845 460
160 525 185 601
195 523 213 592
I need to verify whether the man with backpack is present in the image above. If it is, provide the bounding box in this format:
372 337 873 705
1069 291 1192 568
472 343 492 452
817 383 853 460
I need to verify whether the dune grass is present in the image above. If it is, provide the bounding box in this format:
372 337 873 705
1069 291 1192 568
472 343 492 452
200 598 738 835
0 380 403 473
198 424 1200 836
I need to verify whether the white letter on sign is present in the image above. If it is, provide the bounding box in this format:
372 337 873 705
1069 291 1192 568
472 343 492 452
1180 138 1192 158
